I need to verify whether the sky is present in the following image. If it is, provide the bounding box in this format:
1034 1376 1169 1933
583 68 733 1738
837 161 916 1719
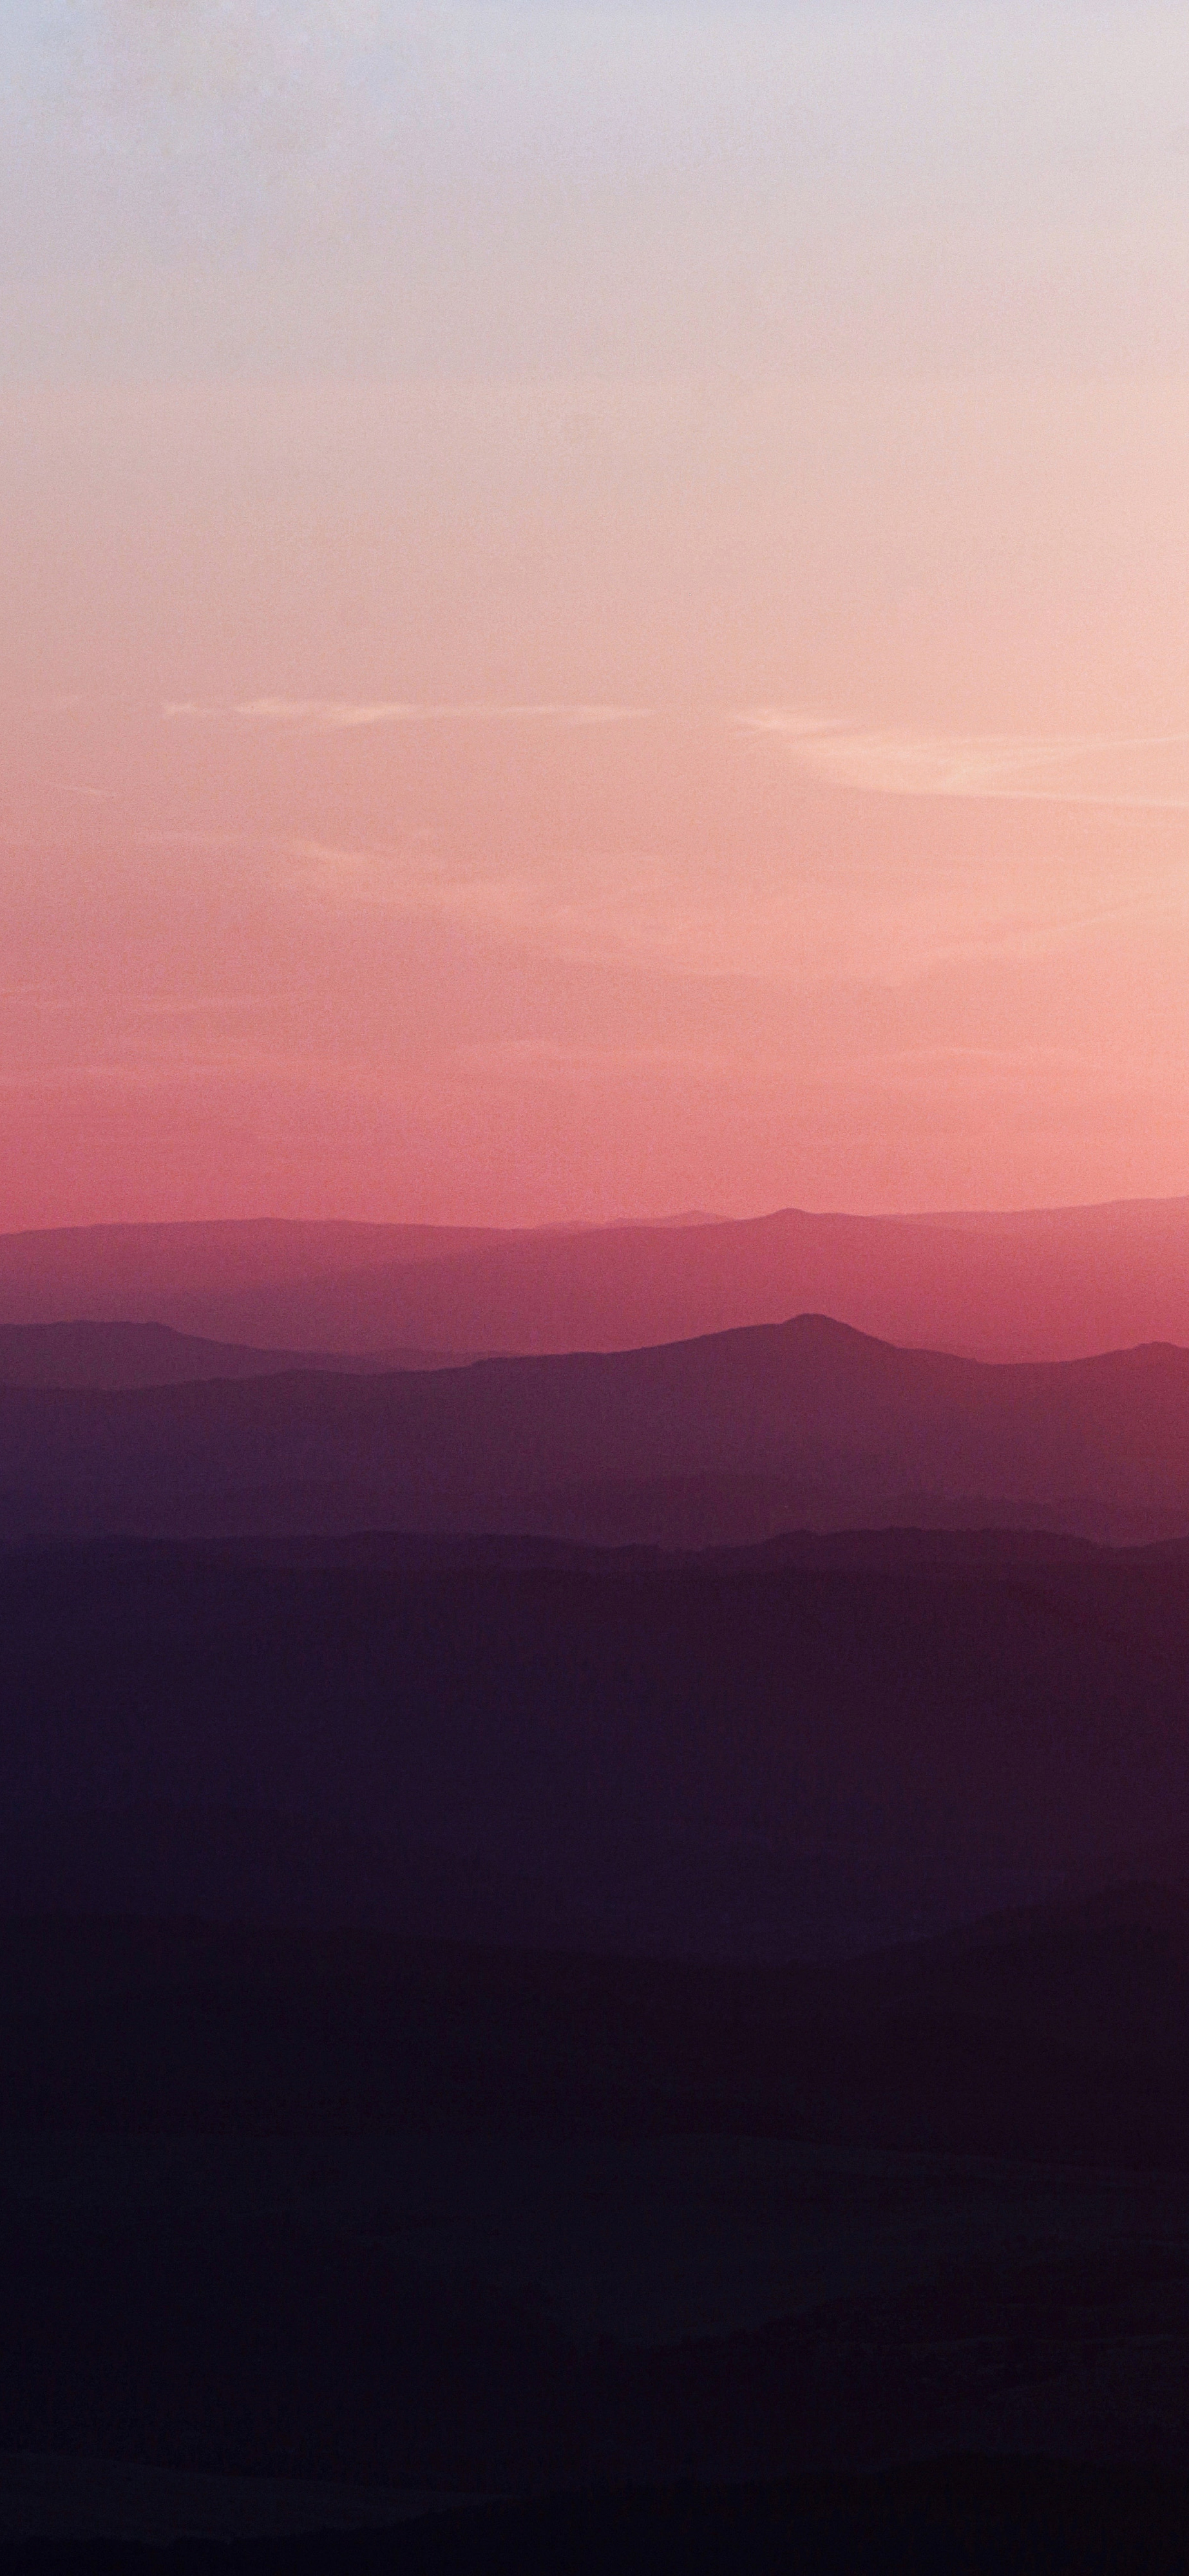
3 2 1189 1227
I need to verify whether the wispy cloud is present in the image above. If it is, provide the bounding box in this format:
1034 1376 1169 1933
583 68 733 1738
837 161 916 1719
133 800 1189 1004
283 830 1182 993
455 1037 734 1081
164 699 647 730
283 837 672 962
736 710 1189 808
281 835 779 981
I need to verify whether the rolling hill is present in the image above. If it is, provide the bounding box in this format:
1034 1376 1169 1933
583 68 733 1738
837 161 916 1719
2 1313 1189 1544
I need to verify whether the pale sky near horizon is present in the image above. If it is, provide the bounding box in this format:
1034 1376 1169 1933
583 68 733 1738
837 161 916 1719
3 3 1189 1226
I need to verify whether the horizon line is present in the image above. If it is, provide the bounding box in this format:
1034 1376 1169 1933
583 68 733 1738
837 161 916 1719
4 1191 1189 1244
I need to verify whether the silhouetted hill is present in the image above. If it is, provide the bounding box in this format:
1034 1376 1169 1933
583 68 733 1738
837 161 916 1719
5 2460 1189 2572
8 1198 1189 1360
2 1315 1189 1543
0 1323 473 1388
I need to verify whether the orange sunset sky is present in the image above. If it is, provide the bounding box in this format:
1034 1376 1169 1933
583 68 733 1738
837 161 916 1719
3 3 1189 1227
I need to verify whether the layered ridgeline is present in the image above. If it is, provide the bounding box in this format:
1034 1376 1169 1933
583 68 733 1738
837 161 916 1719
6 1198 1189 1359
2 1314 1189 1544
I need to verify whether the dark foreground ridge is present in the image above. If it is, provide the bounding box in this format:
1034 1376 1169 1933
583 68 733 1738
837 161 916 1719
6 2459 1189 2573
6 1892 1189 2512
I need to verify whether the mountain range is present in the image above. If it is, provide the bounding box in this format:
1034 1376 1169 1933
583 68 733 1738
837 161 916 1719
6 1197 1189 1359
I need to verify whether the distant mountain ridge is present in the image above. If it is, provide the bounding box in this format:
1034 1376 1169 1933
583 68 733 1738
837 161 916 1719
3 1311 1189 1544
5 1198 1189 1359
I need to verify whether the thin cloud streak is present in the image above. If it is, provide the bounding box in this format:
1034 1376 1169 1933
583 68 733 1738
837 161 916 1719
279 835 1179 994
737 711 1189 808
163 700 648 730
124 995 279 1018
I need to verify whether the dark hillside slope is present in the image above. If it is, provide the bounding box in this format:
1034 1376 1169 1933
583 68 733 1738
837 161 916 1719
9 1880 1189 2159
10 1903 1189 2503
4 1539 1189 1954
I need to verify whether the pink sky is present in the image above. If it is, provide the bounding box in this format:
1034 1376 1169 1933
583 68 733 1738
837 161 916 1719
3 6 1189 1227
